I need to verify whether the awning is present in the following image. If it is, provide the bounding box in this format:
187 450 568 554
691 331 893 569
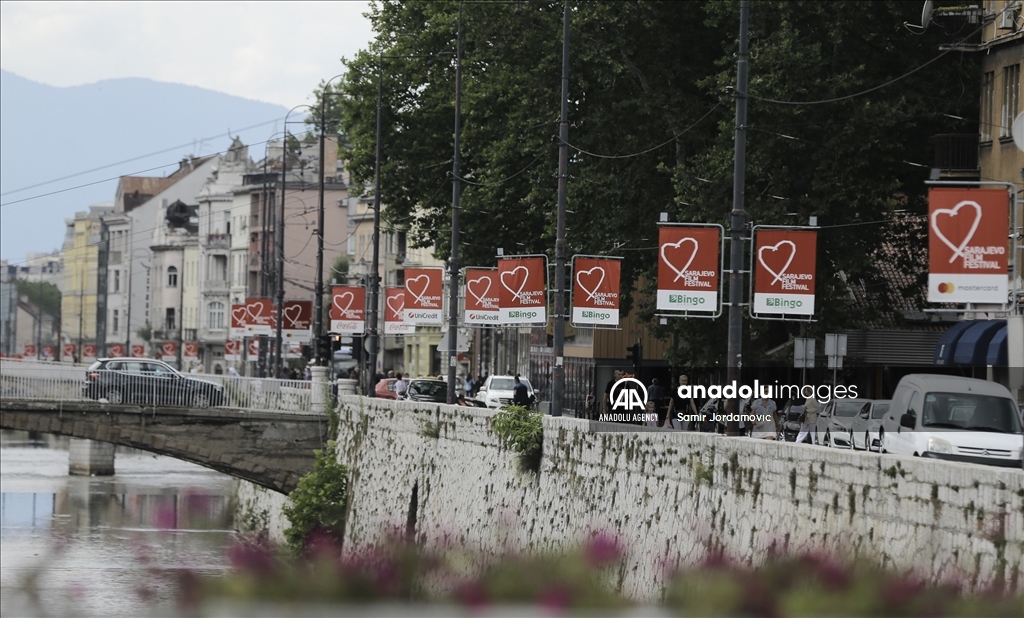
934 320 1007 366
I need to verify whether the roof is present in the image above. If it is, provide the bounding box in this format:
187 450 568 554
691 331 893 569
898 374 1013 398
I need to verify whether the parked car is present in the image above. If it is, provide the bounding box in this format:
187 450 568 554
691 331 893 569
851 400 890 451
817 399 872 449
375 378 398 400
82 358 224 408
476 375 536 409
399 379 449 403
879 374 1023 468
779 399 808 442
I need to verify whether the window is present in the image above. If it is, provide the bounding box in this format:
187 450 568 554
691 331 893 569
1001 64 1020 138
165 308 176 330
113 270 120 293
167 265 178 288
113 309 119 333
981 71 995 142
212 255 228 281
208 301 225 330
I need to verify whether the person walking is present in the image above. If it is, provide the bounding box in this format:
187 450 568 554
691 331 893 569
795 395 820 445
648 377 668 427
750 394 778 440
666 374 699 429
394 372 408 398
512 374 531 407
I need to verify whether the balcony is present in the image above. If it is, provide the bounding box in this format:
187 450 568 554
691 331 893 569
930 134 979 176
205 233 230 249
203 279 230 293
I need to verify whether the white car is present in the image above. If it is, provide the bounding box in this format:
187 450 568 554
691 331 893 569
879 374 1023 468
476 375 536 409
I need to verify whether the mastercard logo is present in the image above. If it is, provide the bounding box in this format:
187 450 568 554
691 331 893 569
936 282 956 294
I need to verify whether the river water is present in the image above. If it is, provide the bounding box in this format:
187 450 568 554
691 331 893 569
0 431 238 617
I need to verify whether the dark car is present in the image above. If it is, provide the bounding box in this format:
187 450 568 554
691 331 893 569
399 379 449 403
779 400 806 442
83 358 224 408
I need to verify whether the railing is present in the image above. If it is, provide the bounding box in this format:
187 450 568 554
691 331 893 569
930 134 979 171
0 360 317 415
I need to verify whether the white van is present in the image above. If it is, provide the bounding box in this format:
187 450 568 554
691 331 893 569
879 374 1023 468
475 375 536 409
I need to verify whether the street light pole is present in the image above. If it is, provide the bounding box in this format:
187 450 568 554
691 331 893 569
551 0 570 417
316 76 345 369
277 105 312 378
725 0 750 434
366 57 385 396
447 2 465 405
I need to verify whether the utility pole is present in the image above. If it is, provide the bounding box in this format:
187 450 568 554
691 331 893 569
447 2 465 405
367 57 385 397
725 0 750 435
551 0 570 417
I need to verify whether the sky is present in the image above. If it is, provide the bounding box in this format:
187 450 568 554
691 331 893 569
0 1 376 108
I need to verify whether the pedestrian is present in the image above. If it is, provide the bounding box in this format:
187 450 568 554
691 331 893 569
464 374 474 399
395 372 408 398
666 374 699 429
387 370 395 378
603 369 624 416
512 374 530 407
795 394 820 445
227 366 239 377
648 377 668 427
750 393 778 440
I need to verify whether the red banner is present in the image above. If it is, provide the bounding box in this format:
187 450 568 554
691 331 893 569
281 300 313 340
160 341 177 362
230 303 248 338
928 188 1009 303
571 257 621 326
243 298 274 335
464 268 499 325
41 345 55 359
23 344 36 357
384 287 413 334
403 267 444 325
82 343 97 360
131 344 146 358
109 343 125 357
224 340 241 361
330 285 366 334
498 257 546 324
63 343 77 361
183 342 199 359
248 339 259 358
656 225 721 312
753 228 817 316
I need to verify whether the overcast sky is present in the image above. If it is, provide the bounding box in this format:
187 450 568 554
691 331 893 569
0 1 376 106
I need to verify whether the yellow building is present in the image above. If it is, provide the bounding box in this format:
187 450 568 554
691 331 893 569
61 203 113 359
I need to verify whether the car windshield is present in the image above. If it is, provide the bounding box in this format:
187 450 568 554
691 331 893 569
833 401 868 417
490 378 515 390
922 392 1023 434
871 403 890 419
409 381 446 397
88 361 103 370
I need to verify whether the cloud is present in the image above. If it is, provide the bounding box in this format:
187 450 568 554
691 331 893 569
0 1 374 106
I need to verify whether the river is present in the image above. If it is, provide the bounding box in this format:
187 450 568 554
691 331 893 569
0 430 238 617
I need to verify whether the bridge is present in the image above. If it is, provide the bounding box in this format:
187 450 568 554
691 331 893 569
0 360 331 493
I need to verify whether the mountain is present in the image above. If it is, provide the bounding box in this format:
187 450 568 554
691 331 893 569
0 70 296 264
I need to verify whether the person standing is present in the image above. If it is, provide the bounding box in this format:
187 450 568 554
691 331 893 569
394 372 408 398
512 374 530 407
666 374 699 429
648 377 667 427
603 369 624 416
751 394 778 440
795 395 820 445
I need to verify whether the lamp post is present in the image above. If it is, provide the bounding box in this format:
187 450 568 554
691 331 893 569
277 105 313 378
551 0 570 417
446 2 466 405
316 76 346 368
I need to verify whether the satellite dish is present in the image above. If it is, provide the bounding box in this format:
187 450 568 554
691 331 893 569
921 0 934 29
1013 112 1024 153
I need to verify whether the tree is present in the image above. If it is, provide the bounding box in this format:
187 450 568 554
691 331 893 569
14 279 60 319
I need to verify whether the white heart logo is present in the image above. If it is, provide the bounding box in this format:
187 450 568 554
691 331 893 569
232 306 248 325
333 291 356 318
931 200 982 264
660 237 699 282
466 276 492 305
246 301 263 322
163 342 174 355
405 274 431 305
758 240 796 286
386 294 405 319
500 266 529 302
575 266 605 302
283 305 303 328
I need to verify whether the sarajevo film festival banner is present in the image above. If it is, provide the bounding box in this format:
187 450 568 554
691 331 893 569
384 287 413 334
330 286 366 334
928 188 1009 303
160 342 177 363
63 343 76 362
498 257 547 325
183 342 199 360
230 303 248 338
41 345 55 359
571 257 621 326
753 228 817 316
281 300 313 341
657 225 721 313
404 267 444 325
247 339 259 358
243 298 274 335
23 344 36 357
131 344 146 358
464 268 499 325
224 340 241 361
109 343 125 358
82 344 97 362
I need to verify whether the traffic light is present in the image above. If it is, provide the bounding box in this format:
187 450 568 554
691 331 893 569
626 343 642 369
331 334 343 351
317 334 331 364
351 334 363 362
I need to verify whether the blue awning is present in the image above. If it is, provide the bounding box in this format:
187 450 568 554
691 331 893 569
934 320 1008 366
986 326 1008 366
933 321 976 365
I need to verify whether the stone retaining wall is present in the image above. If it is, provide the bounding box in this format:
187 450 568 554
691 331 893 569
333 395 1023 601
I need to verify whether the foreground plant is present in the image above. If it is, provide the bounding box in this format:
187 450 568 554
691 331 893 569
491 404 543 473
281 441 348 554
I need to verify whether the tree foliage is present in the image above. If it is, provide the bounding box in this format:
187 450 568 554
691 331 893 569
330 0 978 366
15 279 60 319
283 441 349 553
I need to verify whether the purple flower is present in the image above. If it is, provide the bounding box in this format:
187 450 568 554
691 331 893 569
583 532 622 568
226 542 275 577
537 586 573 612
154 505 177 530
455 580 490 609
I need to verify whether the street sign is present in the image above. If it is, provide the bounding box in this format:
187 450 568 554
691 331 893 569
794 338 815 368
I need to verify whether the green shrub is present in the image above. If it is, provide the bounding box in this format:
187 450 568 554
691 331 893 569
282 441 348 553
491 405 543 473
